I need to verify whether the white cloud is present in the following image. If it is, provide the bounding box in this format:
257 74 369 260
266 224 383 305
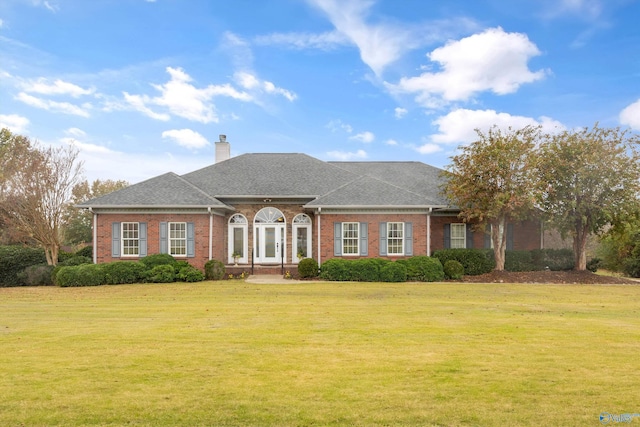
65 127 86 137
123 67 248 123
124 67 294 123
61 138 115 154
385 139 398 146
16 92 91 117
0 19 4 28
541 0 603 19
306 0 478 75
0 114 29 133
349 131 375 143
430 108 565 145
253 31 349 50
326 119 353 133
415 143 442 155
326 149 368 160
620 99 640 130
394 107 408 119
235 71 297 101
19 78 94 97
387 27 546 108
161 128 210 149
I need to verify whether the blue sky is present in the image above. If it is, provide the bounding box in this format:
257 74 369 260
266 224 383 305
1 0 639 183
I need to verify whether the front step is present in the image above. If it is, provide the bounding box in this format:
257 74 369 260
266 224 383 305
225 264 298 276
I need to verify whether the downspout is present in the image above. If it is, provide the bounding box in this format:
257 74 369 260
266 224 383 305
427 207 432 256
317 207 322 267
89 208 97 264
208 207 213 260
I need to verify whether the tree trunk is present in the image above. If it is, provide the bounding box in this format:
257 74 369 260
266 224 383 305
573 225 588 271
492 218 508 271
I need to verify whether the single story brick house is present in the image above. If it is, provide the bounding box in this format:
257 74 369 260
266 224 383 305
78 136 542 272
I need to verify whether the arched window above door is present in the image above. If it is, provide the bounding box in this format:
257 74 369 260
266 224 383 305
254 207 285 224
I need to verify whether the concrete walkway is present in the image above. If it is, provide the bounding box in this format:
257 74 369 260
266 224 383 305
245 274 309 284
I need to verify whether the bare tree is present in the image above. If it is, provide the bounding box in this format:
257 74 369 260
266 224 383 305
2 130 84 265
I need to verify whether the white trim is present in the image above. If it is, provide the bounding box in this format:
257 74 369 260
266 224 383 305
451 223 466 249
121 222 140 257
168 222 187 256
386 222 404 256
228 214 248 264
292 214 312 263
92 210 97 264
426 208 431 256
342 222 360 256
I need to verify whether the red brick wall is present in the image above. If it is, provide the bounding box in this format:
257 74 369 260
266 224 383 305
95 213 225 271
430 216 541 252
318 213 428 262
94 210 542 269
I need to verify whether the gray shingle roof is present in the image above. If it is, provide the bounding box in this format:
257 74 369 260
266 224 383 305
329 161 448 205
181 153 357 197
305 175 436 208
79 153 449 209
77 172 229 208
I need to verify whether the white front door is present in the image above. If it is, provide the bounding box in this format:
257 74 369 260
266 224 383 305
255 224 285 263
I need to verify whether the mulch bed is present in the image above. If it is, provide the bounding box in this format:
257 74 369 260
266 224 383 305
460 270 639 285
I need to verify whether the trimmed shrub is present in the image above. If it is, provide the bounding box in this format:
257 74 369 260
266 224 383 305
319 258 351 281
586 257 601 273
350 258 381 282
139 253 177 269
57 250 75 264
56 264 106 287
504 251 537 272
102 261 147 284
623 257 640 278
75 246 93 258
146 264 176 283
0 245 47 287
51 256 93 285
530 249 574 271
443 260 464 280
380 262 407 282
204 259 226 280
17 264 55 286
432 249 495 276
298 258 319 279
176 265 205 282
402 256 445 282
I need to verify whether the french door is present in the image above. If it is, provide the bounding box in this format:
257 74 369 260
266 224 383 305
254 224 285 263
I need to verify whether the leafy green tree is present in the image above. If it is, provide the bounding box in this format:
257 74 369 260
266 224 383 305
536 124 640 270
64 179 129 245
442 125 541 271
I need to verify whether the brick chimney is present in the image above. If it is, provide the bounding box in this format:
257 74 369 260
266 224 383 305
215 134 230 163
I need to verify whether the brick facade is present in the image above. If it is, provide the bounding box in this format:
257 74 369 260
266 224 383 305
95 212 225 271
94 208 542 271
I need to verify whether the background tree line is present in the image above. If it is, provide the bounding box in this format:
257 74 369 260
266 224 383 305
0 128 127 265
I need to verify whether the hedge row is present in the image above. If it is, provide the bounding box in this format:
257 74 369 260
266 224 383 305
432 248 576 275
55 254 205 287
318 256 445 282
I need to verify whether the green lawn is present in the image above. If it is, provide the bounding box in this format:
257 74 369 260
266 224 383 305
1 281 639 426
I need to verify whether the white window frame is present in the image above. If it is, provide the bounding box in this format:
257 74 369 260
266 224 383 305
292 214 312 263
228 214 248 264
342 222 359 256
121 222 140 257
387 222 404 255
451 223 466 249
169 222 187 257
